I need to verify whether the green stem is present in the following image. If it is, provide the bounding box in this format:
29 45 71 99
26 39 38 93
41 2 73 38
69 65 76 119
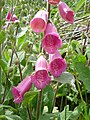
47 2 50 20
75 73 89 120
14 49 23 81
50 81 59 113
0 6 2 100
0 45 1 96
60 96 63 112
36 90 43 120
65 96 67 120
75 76 84 103
2 49 14 104
27 106 32 120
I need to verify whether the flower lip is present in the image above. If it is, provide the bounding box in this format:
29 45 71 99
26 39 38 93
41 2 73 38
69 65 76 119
49 58 67 77
42 33 62 54
66 11 74 24
31 70 51 90
30 10 48 33
12 86 23 103
30 18 46 33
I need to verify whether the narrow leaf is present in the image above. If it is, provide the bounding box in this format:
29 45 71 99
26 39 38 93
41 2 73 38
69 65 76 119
0 30 6 45
0 59 7 75
75 0 85 12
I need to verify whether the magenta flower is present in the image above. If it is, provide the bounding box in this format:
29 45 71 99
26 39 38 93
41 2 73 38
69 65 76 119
58 1 74 24
48 0 60 5
42 22 62 54
6 11 18 22
30 10 48 33
6 11 12 21
31 55 51 90
12 76 32 103
11 14 18 21
4 12 19 29
48 50 67 77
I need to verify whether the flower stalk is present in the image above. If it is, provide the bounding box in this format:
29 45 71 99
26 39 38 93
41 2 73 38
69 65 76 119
36 90 43 120
0 45 1 98
50 81 59 113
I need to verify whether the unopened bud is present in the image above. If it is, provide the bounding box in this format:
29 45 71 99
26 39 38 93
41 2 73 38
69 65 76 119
14 59 20 65
8 67 13 73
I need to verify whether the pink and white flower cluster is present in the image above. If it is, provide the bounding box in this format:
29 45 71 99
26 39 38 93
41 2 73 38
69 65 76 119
11 0 74 104
3 11 19 29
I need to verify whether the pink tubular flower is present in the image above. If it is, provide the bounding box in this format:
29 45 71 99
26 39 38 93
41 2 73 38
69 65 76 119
58 1 74 24
31 55 51 90
11 76 32 103
48 0 60 5
42 22 62 54
30 10 48 33
48 50 67 77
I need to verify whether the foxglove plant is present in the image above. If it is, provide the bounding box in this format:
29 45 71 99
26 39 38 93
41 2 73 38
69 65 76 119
48 50 67 77
31 55 51 89
12 76 32 103
30 10 48 33
58 1 74 24
42 22 62 54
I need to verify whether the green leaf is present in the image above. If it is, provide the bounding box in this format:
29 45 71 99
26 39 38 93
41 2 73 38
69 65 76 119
17 27 28 38
0 59 7 75
18 107 28 120
22 62 33 78
17 34 26 48
43 86 54 112
60 105 81 120
68 107 81 120
13 51 25 63
0 30 6 45
86 45 90 59
4 49 10 62
6 115 23 120
60 105 72 120
22 90 39 105
0 104 17 112
75 0 85 12
76 62 90 91
40 113 59 120
0 115 23 120
0 115 6 119
55 72 75 87
17 27 28 49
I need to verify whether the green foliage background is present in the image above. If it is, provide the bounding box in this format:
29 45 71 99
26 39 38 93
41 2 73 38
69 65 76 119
0 0 90 120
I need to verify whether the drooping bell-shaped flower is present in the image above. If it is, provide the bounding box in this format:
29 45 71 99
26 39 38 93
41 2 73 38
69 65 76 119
31 55 51 90
58 1 74 24
42 22 62 54
48 50 67 77
30 10 48 33
12 76 32 103
48 0 60 5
